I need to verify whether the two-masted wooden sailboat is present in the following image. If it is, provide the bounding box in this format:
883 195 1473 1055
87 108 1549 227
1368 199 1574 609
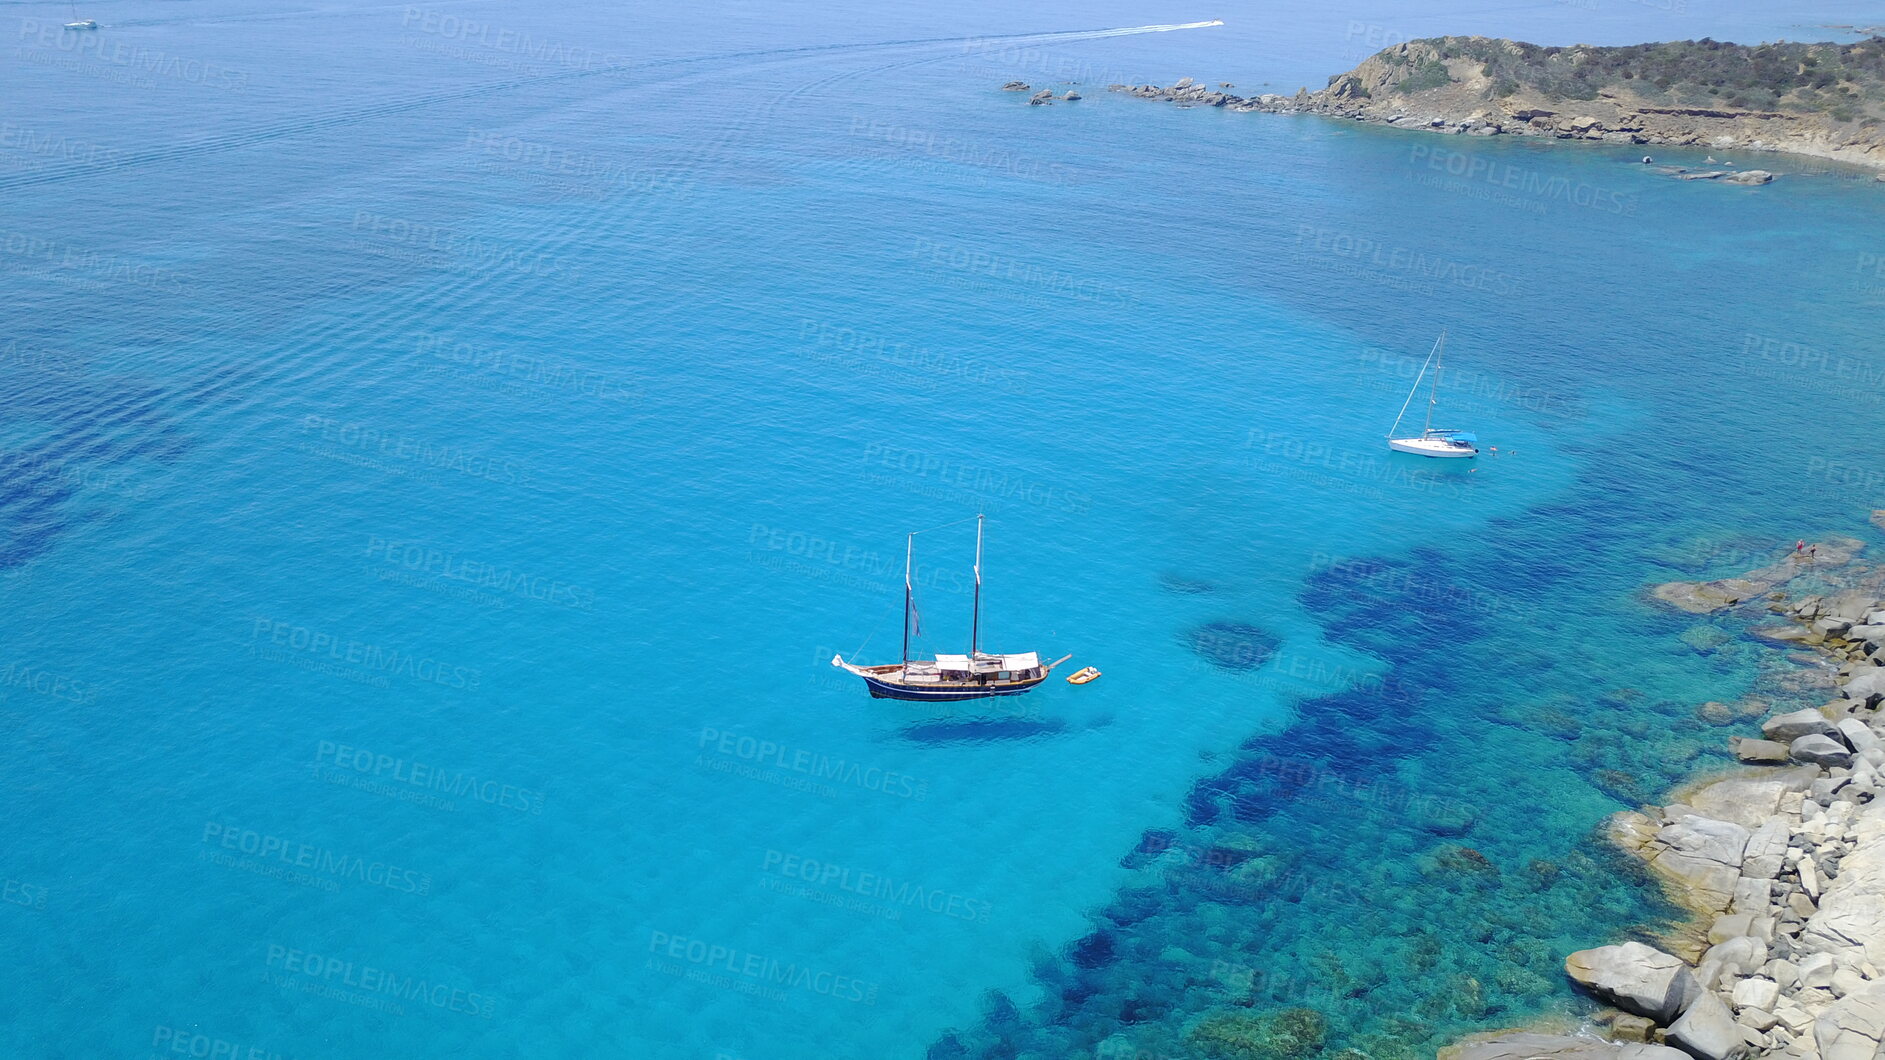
831 515 1070 701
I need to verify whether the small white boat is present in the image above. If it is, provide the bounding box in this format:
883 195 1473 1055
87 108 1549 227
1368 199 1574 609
1387 330 1478 459
64 19 97 29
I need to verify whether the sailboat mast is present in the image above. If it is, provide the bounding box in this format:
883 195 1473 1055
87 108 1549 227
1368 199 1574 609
901 533 913 667
1422 330 1446 435
970 514 983 656
1389 334 1440 439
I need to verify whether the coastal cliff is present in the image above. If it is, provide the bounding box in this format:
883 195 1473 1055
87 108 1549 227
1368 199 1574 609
1106 36 1885 172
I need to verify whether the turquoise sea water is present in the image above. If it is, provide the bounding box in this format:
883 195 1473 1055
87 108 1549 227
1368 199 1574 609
5 0 1885 1057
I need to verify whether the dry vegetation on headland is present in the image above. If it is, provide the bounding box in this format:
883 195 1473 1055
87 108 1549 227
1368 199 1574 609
1449 516 1885 1060
1092 36 1885 176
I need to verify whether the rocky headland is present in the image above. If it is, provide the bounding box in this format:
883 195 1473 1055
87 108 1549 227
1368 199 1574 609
1100 35 1885 175
1449 535 1885 1060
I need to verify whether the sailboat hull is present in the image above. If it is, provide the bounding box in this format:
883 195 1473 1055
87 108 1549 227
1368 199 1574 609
1388 437 1477 458
833 517 1066 702
832 654 1067 701
857 673 1049 701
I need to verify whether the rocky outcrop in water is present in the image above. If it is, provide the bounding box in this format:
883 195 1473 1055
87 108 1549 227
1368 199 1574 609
1565 942 1703 1023
946 529 1884 1060
1104 36 1885 173
1652 539 1865 614
1455 541 1885 1058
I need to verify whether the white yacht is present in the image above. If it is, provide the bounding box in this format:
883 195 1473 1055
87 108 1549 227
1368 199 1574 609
1387 330 1479 458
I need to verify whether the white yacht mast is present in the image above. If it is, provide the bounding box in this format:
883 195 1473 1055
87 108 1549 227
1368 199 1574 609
1423 330 1447 435
1389 330 1446 439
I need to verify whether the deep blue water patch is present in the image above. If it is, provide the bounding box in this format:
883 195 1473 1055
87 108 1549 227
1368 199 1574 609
940 460 1789 1056
1185 621 1282 672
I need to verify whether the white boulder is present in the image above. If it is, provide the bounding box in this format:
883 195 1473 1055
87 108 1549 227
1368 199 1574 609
1814 982 1885 1060
1840 718 1881 754
1732 976 1780 1012
1564 941 1702 1023
1800 952 1840 990
1804 811 1885 967
1795 734 1856 768
1689 775 1791 829
1742 818 1791 881
1845 669 1885 705
1667 991 1748 1060
1660 816 1752 867
1766 708 1838 742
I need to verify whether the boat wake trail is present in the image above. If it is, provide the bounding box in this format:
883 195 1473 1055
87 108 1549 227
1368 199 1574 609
996 20 1226 44
0 20 1222 191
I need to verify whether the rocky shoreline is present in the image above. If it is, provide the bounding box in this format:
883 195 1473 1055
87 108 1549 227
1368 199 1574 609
1087 35 1885 179
1097 78 1846 182
1448 525 1885 1060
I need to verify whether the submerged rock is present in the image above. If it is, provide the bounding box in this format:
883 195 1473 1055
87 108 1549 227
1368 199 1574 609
1733 737 1790 763
1752 624 1813 644
1609 811 1661 853
1187 1007 1325 1060
1158 572 1216 595
1682 625 1735 653
1651 539 1865 614
1595 768 1661 807
1428 844 1501 880
1419 799 1478 837
1442 1033 1688 1059
1654 578 1767 613
1185 622 1279 671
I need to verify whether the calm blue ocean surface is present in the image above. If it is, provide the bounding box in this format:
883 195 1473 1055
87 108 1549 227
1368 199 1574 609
5 0 1885 1056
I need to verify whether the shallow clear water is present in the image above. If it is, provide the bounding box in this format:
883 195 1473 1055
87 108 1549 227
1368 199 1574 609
4 0 1885 1057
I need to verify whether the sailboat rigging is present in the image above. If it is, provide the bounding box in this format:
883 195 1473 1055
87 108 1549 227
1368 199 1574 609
832 515 1070 701
1387 330 1479 458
